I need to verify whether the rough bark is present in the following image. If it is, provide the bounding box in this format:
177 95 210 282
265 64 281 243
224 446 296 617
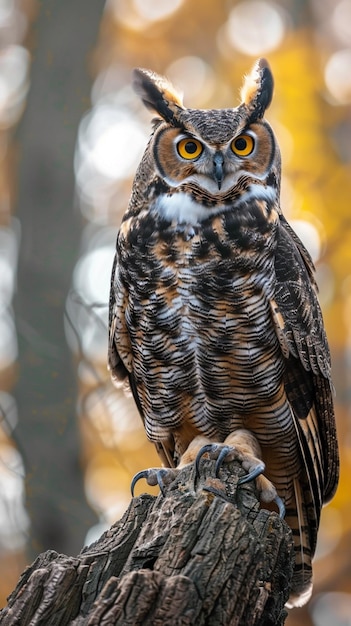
0 459 294 625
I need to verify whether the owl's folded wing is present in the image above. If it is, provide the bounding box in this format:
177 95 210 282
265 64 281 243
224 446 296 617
271 216 339 508
108 253 132 385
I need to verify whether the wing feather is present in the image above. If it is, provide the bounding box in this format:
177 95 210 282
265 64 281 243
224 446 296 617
272 217 339 514
108 253 132 384
108 252 177 468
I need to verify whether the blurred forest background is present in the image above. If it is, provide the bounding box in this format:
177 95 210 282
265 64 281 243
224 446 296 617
0 1 350 624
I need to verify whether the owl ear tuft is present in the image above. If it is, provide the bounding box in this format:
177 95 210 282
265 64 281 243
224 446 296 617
133 68 184 125
240 58 274 119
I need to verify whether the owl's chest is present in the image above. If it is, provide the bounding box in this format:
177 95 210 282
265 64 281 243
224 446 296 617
119 212 277 338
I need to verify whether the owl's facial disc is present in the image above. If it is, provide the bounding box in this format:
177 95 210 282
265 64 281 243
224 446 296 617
154 123 277 199
153 127 278 224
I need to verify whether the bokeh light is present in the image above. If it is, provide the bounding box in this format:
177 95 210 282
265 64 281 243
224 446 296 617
225 1 287 56
315 263 335 309
80 386 147 450
311 592 351 626
324 49 351 104
0 44 30 127
133 0 184 23
0 223 19 372
290 219 322 264
107 0 184 31
65 228 116 363
315 506 343 561
0 0 28 45
0 445 29 551
84 456 131 523
73 245 115 307
166 56 215 106
0 310 17 370
331 0 351 46
74 101 147 223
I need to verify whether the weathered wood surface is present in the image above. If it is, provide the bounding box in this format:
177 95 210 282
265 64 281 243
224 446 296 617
0 459 294 625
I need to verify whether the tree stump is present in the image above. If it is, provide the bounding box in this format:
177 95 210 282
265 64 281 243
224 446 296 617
0 458 294 625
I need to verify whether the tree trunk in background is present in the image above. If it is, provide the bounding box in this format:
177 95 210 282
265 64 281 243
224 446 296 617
14 0 105 556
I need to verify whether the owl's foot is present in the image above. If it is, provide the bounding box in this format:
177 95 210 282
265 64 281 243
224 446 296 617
188 430 285 518
131 430 284 518
131 467 177 497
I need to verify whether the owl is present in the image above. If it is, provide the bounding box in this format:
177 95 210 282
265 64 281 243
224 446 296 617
108 59 339 608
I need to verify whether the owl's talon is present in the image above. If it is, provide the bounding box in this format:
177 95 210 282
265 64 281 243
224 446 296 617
274 495 285 519
194 443 221 478
156 469 171 496
237 462 265 485
131 468 174 497
215 445 235 475
131 469 153 497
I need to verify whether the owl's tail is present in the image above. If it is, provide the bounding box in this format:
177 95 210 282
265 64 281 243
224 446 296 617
284 477 314 608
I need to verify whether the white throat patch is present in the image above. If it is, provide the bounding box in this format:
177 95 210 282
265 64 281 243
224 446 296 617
154 186 276 225
155 192 220 224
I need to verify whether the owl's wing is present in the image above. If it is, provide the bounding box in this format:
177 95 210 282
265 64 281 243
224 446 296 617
108 252 176 468
271 215 339 513
108 252 132 388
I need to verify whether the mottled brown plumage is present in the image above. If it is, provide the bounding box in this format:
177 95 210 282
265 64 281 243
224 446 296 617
108 59 339 607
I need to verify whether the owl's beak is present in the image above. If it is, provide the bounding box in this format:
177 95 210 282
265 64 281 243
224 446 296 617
213 152 224 190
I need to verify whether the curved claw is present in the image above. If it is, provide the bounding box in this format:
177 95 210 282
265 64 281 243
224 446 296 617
237 462 265 485
156 469 170 497
274 495 285 519
131 468 173 497
131 469 154 497
195 443 220 478
215 445 234 476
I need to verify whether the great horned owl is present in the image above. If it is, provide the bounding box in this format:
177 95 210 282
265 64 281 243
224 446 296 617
108 59 339 607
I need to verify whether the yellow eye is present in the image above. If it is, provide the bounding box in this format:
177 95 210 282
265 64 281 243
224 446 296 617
177 138 203 160
231 134 255 157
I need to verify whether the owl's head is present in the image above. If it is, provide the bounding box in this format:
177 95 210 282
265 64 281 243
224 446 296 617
133 59 280 223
